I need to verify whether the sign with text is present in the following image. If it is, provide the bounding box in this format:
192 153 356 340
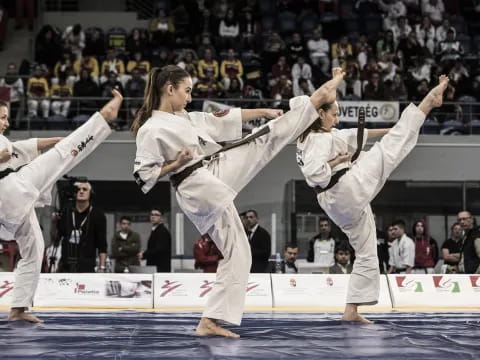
272 274 392 308
153 273 272 308
338 101 399 123
34 273 153 308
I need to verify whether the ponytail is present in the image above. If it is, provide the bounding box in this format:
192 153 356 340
298 102 333 143
131 65 190 135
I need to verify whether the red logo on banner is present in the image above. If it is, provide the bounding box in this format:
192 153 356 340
199 280 215 297
326 277 334 286
470 276 480 287
246 282 259 292
74 283 85 293
0 280 14 297
160 280 182 297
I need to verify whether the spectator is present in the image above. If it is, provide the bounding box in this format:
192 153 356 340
293 77 315 96
457 210 480 274
225 77 242 98
353 35 370 70
0 63 24 121
197 33 218 60
100 48 126 85
331 36 353 71
84 28 106 60
377 52 400 82
194 68 223 98
441 222 463 273
246 209 271 273
151 48 172 68
198 48 219 80
139 208 172 272
270 75 293 106
307 216 336 270
124 67 146 119
388 219 415 274
397 31 424 68
35 25 63 69
435 18 451 44
412 219 438 273
377 224 390 274
126 28 149 58
27 65 50 119
392 16 412 42
62 24 86 59
58 181 107 273
263 31 286 73
437 28 463 65
378 0 407 30
288 33 307 66
271 55 291 81
329 241 353 274
73 68 100 116
52 51 76 87
126 51 151 78
196 9 217 39
100 72 124 99
268 243 299 274
111 216 141 273
73 51 100 83
414 79 430 101
415 16 436 56
421 0 444 25
50 72 73 118
218 8 240 51
220 48 243 90
410 56 431 84
376 30 396 57
239 10 260 50
307 28 330 76
340 56 362 99
193 234 223 273
363 72 384 100
149 8 175 48
385 72 408 100
291 56 312 82
176 50 199 86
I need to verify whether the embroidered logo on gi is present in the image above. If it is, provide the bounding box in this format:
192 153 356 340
71 150 78 157
11 152 18 158
213 109 230 117
71 135 94 156
198 136 207 146
433 276 460 293
296 149 304 167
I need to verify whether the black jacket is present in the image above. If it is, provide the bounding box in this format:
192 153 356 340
248 225 271 273
143 223 171 272
268 260 298 274
463 227 480 274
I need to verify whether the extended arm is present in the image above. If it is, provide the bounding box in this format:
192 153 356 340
37 137 63 151
240 108 283 123
367 129 389 139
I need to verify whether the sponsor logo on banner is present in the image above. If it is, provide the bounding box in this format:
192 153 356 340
289 279 297 287
246 281 260 292
326 277 334 287
160 280 183 297
0 280 14 297
105 280 152 298
469 275 480 292
74 282 100 296
337 101 399 123
395 276 424 292
58 278 73 287
199 280 215 297
433 276 461 293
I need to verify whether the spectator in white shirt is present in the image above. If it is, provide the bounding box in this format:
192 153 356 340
388 219 415 273
415 16 436 56
291 56 312 81
422 0 445 25
307 28 330 76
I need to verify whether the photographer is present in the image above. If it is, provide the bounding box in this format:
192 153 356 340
57 181 107 273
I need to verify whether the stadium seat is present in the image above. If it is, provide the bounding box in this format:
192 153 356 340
300 13 320 36
278 11 297 35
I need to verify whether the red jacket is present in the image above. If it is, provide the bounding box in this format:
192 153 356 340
193 236 222 273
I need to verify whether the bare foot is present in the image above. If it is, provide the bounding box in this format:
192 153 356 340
313 67 346 107
341 313 373 324
8 308 43 323
100 89 123 123
418 75 449 115
195 317 240 338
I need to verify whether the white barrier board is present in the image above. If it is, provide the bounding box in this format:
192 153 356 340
272 274 392 308
34 273 153 308
154 273 272 308
0 272 15 306
388 274 480 307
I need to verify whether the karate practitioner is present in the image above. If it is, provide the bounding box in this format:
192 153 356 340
296 75 449 323
132 65 345 337
0 90 123 323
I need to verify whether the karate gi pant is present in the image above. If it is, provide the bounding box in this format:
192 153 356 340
202 98 319 325
318 104 425 305
10 112 111 308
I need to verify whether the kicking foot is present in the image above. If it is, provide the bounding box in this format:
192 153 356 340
195 317 240 338
100 89 123 123
341 313 373 324
8 309 43 323
314 67 346 107
426 75 449 108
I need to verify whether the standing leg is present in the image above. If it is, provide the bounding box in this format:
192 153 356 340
195 203 251 338
8 210 44 323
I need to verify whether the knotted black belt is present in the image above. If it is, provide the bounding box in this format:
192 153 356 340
169 125 271 189
314 108 366 194
0 167 20 180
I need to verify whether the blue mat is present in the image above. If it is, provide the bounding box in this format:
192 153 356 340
1 311 479 359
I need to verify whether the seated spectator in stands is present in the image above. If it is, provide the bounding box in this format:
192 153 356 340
50 72 73 118
331 36 353 71
197 32 218 60
62 24 85 59
263 31 286 72
288 33 307 66
270 75 292 107
363 72 384 100
194 234 223 273
127 51 151 78
35 25 63 69
378 0 407 30
442 222 463 273
437 28 463 66
449 60 469 87
392 16 412 43
151 48 172 68
124 67 145 118
388 219 415 274
52 51 76 87
220 48 244 91
397 31 423 68
353 35 370 70
415 16 436 56
421 0 444 25
149 8 175 48
73 68 100 115
307 28 330 76
340 56 362 99
176 50 199 85
271 55 291 82
384 72 408 100
27 65 50 119
307 216 336 270
291 56 312 82
240 9 260 51
198 48 219 81
293 77 315 96
84 28 106 60
376 30 396 57
194 68 223 98
329 242 353 274
73 51 99 84
100 71 124 98
218 8 240 51
111 216 141 273
268 243 299 274
100 48 126 85
377 52 400 83
126 28 149 58
0 63 24 120
410 56 431 84
412 219 438 274
414 78 430 101
457 210 480 274
196 9 217 39
435 18 451 45
225 77 242 99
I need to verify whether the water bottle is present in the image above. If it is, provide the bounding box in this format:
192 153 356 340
274 253 283 274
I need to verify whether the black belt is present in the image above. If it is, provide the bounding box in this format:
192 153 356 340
0 168 17 180
314 108 366 194
170 125 271 189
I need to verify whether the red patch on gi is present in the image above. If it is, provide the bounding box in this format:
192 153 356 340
71 149 78 157
213 109 230 117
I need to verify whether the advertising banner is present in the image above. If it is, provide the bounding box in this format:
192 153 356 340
0 272 15 306
154 273 272 308
34 273 153 308
338 101 399 123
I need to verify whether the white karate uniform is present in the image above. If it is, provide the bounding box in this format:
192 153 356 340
134 95 318 325
297 103 425 305
388 234 415 271
0 112 112 307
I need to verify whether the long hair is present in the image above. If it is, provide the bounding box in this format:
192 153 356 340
298 102 334 143
412 219 430 242
130 65 190 135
